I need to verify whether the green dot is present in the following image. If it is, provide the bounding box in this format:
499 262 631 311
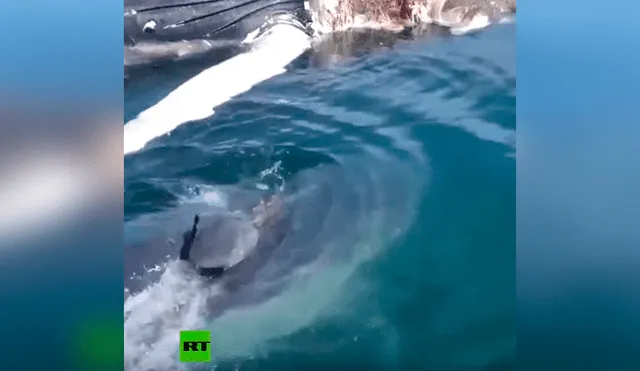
73 316 123 370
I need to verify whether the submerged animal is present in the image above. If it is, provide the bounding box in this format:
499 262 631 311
179 195 289 281
124 194 290 295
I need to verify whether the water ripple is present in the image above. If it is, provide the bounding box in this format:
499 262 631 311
124 23 514 370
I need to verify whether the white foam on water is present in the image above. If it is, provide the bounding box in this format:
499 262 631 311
124 261 214 371
123 157 424 369
450 13 491 35
124 23 312 155
181 184 229 208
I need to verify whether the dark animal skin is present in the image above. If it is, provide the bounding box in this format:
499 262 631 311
124 0 310 46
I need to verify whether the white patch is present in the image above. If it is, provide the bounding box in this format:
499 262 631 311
0 153 90 243
450 14 491 35
143 20 157 32
124 24 312 155
242 27 262 44
499 15 516 24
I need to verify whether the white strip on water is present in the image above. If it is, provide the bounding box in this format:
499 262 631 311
124 23 312 155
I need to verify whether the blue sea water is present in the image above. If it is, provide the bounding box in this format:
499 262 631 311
124 23 515 371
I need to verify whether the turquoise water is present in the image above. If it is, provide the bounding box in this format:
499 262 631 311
124 23 515 371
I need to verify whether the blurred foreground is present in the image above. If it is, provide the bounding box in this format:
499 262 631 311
0 103 124 369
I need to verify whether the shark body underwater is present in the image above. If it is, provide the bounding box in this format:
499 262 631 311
124 193 292 297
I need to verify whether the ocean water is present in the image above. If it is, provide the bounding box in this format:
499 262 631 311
124 23 515 371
